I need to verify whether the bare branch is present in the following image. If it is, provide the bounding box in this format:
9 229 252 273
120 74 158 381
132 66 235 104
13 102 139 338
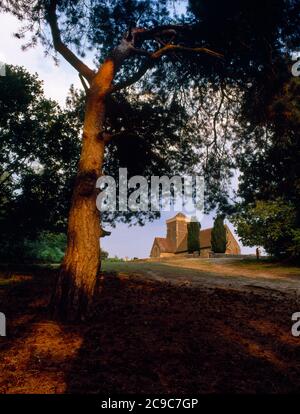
46 0 94 83
100 227 111 237
151 44 224 60
110 59 155 93
79 73 89 93
102 132 113 143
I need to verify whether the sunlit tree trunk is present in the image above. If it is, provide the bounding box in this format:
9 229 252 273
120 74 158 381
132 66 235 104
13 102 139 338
51 61 115 321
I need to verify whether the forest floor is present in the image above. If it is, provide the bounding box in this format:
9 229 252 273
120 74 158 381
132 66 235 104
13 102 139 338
0 259 300 393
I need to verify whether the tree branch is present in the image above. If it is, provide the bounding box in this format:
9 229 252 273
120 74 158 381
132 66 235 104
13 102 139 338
131 25 190 43
151 44 224 60
46 0 94 83
79 73 90 93
110 59 155 93
110 42 223 93
100 131 127 143
100 227 111 237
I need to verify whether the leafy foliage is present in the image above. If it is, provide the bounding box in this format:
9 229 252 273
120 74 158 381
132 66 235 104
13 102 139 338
232 199 298 258
0 232 66 263
0 66 81 257
100 249 109 259
233 69 300 259
25 232 67 263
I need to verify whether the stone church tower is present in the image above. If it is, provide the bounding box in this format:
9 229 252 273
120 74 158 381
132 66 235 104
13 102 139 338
166 213 189 253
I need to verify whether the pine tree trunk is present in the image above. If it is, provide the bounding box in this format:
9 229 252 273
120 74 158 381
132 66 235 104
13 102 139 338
50 47 130 320
51 82 107 321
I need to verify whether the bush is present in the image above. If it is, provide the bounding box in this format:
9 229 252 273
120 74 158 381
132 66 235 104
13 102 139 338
187 218 200 253
103 256 124 262
100 250 109 260
211 216 227 253
0 232 66 263
25 232 67 263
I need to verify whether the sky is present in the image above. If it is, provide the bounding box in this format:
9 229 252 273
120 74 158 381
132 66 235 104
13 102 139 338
0 11 256 258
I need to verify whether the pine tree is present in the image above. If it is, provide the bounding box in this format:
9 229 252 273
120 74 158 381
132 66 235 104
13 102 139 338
187 218 201 253
211 216 227 253
2 0 222 320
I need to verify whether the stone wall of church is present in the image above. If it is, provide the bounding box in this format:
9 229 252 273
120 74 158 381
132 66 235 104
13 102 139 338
225 228 241 255
166 217 188 252
166 220 177 251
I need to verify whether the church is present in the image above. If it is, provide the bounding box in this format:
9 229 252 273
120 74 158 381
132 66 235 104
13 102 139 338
150 213 241 258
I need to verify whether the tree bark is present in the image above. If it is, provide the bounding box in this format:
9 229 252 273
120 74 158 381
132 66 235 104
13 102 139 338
51 62 114 321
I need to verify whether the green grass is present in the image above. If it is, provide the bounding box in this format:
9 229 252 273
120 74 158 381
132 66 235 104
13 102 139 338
228 258 300 274
101 259 224 278
101 257 300 280
101 260 156 273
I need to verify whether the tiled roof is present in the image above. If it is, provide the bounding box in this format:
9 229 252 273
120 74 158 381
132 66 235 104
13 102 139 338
154 237 173 253
199 228 212 249
154 229 213 252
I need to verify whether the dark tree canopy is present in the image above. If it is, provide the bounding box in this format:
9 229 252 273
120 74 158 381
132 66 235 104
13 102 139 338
232 76 300 258
1 0 299 223
0 65 81 260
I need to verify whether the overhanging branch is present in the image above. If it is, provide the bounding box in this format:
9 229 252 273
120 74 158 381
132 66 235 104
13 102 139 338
46 0 94 83
110 42 223 93
110 59 155 93
151 44 224 60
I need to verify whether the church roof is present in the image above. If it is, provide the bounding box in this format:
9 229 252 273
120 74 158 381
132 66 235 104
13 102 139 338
153 229 213 252
153 237 173 253
199 228 212 249
176 228 214 250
